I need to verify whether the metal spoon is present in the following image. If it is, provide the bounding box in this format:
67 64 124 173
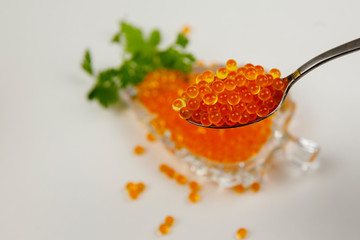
187 37 360 129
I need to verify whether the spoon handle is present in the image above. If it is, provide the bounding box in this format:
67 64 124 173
287 38 360 84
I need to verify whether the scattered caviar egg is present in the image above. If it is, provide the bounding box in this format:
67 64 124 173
235 75 247 87
200 113 211 126
248 82 260 95
125 181 146 200
227 92 241 105
134 145 145 155
129 190 139 200
166 168 176 178
229 110 241 122
233 184 245 193
203 93 218 105
172 98 186 111
216 67 228 79
212 80 225 93
258 88 271 101
209 111 222 124
176 174 188 185
257 105 270 117
189 181 201 191
255 75 268 87
179 107 192 119
159 164 168 172
189 191 200 203
236 228 248 239
186 85 199 98
137 182 145 192
146 132 156 142
251 182 261 192
246 103 258 114
273 78 285 90
218 92 229 105
255 65 265 75
191 109 202 122
187 98 200 110
269 68 281 78
226 59 238 71
159 223 170 235
224 79 236 91
126 182 137 191
181 25 191 35
165 216 174 226
203 70 215 83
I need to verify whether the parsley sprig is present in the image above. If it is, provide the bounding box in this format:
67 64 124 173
81 22 196 107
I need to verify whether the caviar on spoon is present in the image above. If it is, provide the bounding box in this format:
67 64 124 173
172 38 360 129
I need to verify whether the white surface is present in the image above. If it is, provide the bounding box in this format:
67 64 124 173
1 0 360 239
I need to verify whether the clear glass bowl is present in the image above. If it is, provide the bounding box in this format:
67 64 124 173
121 78 320 188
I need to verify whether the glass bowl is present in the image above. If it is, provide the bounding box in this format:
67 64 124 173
121 71 320 188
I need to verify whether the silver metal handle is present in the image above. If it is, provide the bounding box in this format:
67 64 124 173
286 38 360 85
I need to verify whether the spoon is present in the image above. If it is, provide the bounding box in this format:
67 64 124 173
187 37 360 129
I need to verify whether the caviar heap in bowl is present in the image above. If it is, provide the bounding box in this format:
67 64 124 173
172 60 288 128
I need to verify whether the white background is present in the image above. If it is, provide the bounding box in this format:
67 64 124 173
1 0 360 239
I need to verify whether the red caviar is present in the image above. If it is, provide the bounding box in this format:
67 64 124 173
250 182 261 192
233 184 246 194
125 181 146 200
137 69 273 164
236 228 248 239
146 132 156 142
172 60 285 128
189 191 200 203
134 145 145 155
158 224 170 234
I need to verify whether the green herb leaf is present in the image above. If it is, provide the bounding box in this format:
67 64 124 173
149 30 161 46
112 32 120 43
120 22 147 54
159 47 195 73
87 69 121 107
82 22 196 107
81 50 93 75
175 33 189 48
88 84 119 108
